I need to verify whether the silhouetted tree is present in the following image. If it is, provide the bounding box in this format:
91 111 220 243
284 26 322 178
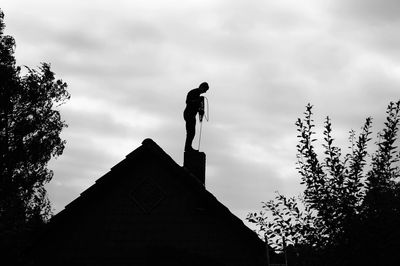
248 101 400 265
0 9 69 232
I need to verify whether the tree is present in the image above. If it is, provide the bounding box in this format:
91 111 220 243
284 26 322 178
0 9 70 232
247 101 400 265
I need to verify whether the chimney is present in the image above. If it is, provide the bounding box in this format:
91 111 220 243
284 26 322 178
184 151 206 185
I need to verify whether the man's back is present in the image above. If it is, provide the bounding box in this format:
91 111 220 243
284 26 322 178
185 88 202 114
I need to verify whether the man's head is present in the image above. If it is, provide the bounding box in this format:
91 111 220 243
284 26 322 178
199 82 209 93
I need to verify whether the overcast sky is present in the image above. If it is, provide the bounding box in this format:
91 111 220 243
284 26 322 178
2 0 400 225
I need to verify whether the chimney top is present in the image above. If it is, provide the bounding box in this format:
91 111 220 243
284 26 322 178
183 151 206 185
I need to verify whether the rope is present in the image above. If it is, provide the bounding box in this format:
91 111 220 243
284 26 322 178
198 96 209 150
204 96 209 121
198 120 203 150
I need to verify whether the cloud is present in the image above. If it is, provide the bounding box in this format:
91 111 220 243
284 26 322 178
332 0 400 23
323 0 400 61
3 0 400 224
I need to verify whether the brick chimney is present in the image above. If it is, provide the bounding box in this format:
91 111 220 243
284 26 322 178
183 151 206 185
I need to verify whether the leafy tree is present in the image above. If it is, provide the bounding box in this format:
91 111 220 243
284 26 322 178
248 101 400 265
247 193 325 265
0 9 70 232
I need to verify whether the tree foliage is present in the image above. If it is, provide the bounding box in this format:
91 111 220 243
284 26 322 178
247 101 400 265
0 9 70 231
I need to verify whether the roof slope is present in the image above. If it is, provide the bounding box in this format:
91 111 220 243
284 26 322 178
48 138 265 251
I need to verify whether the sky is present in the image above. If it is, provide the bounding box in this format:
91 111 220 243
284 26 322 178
2 0 400 226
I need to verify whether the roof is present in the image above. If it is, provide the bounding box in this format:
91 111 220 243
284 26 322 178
47 138 265 251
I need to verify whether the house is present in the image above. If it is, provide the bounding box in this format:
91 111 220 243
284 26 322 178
30 139 268 266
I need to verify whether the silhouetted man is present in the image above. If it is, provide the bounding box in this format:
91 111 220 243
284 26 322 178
184 82 209 152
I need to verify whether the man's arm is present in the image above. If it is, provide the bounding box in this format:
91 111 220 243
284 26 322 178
198 96 205 116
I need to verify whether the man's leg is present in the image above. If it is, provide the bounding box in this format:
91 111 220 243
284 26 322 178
185 117 196 151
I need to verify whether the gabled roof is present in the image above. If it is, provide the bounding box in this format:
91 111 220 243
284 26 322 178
48 138 265 251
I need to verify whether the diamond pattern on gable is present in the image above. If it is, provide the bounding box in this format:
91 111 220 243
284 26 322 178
130 177 165 213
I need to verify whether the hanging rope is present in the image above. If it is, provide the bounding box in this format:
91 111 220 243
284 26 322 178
198 97 209 150
203 96 209 122
198 120 203 150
